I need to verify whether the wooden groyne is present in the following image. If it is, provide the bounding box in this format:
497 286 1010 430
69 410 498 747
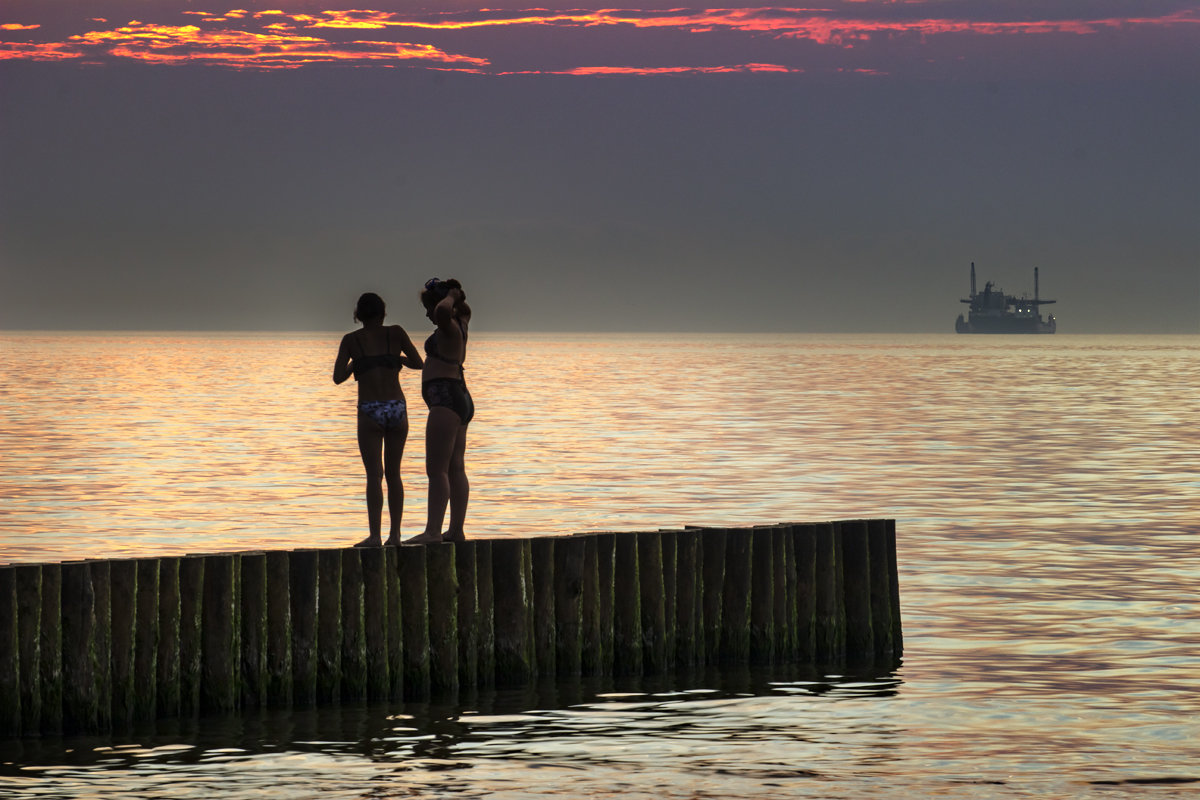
0 521 901 737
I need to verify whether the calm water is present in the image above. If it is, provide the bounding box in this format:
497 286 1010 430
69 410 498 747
1 332 1198 798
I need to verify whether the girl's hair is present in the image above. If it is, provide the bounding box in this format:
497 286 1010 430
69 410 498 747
420 278 465 312
354 292 386 323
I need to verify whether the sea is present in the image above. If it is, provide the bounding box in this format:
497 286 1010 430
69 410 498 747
0 331 1197 799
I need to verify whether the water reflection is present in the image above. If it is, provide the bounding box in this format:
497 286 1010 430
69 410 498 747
0 668 904 799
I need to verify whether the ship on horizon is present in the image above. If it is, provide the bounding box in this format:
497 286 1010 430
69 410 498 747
955 263 1057 334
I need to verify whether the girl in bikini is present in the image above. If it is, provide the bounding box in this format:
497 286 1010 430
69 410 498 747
333 292 423 546
406 278 473 544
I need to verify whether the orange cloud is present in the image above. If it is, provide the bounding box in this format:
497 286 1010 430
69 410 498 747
2 23 40 31
507 62 799 75
63 20 489 70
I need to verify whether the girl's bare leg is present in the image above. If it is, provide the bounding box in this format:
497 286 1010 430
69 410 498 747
382 418 409 545
443 424 469 542
355 414 385 547
405 407 459 544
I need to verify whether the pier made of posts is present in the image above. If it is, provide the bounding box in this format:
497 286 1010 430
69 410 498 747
0 521 902 737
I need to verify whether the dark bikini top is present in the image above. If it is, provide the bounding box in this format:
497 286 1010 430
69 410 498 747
352 328 405 378
424 320 467 370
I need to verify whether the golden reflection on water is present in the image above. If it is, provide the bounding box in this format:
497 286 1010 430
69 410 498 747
0 332 1197 796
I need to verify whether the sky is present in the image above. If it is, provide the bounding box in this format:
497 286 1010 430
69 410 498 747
2 1 1198 333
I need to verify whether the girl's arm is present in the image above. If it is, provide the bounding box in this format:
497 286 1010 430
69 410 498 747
395 326 424 370
332 334 354 384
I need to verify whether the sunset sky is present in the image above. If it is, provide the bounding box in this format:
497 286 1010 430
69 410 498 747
2 1 1198 332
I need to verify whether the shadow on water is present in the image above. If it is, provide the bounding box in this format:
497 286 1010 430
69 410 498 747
0 663 902 773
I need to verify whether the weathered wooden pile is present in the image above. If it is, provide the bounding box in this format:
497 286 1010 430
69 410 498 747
0 520 901 737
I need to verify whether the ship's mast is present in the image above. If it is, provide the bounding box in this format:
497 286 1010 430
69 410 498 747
1035 267 1040 304
970 262 977 298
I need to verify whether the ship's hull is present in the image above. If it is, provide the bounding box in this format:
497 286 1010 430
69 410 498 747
956 313 1056 334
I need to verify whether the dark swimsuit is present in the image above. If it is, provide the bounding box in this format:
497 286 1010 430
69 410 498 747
352 329 408 430
422 320 474 424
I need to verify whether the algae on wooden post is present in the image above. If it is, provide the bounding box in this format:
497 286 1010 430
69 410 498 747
594 533 616 677
773 526 795 663
384 547 404 699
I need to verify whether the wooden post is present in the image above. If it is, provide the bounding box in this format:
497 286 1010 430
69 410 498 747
39 562 62 734
637 532 667 674
397 545 431 698
792 524 817 664
289 550 319 706
867 520 895 664
839 520 874 663
425 542 459 697
110 559 137 727
531 538 556 679
240 553 268 709
474 541 495 687
673 530 700 669
177 556 204 717
491 538 532 685
316 549 343 703
454 541 479 690
61 561 98 732
612 532 642 676
340 549 367 702
384 547 404 699
521 539 537 680
774 526 795 663
0 567 20 736
133 559 161 722
749 528 776 664
201 554 238 713
720 529 753 664
660 531 678 673
157 557 181 719
700 529 726 666
91 561 112 730
594 533 616 676
887 519 903 658
14 565 41 735
553 536 586 678
265 551 293 706
359 547 389 701
579 535 603 676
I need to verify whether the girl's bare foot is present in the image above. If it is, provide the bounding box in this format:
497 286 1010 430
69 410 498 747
383 534 401 547
442 530 466 543
354 536 382 548
402 532 443 545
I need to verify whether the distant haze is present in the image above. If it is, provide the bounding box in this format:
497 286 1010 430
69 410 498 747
2 2 1198 333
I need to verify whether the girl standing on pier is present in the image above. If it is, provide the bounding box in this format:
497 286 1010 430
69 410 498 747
333 292 423 547
406 278 473 544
